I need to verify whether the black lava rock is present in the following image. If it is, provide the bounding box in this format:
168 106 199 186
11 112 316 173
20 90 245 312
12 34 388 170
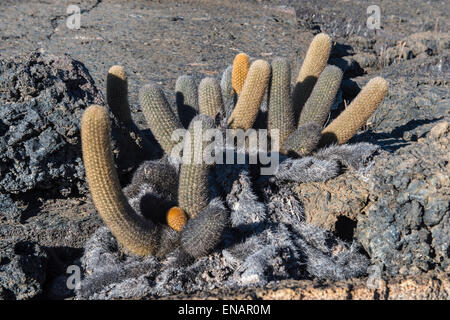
0 51 156 198
356 121 449 277
0 51 104 196
0 193 22 222
0 241 48 300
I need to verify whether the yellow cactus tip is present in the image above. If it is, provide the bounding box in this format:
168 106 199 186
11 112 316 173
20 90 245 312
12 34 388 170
167 206 188 232
234 53 249 62
108 65 126 80
252 59 270 69
82 104 107 121
314 32 331 42
232 53 250 95
369 77 389 91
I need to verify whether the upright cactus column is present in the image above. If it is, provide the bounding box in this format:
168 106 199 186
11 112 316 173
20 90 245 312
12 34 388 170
297 65 343 128
268 57 295 149
198 77 224 118
227 59 271 130
176 75 199 127
220 65 235 120
293 33 332 117
178 114 216 218
106 65 132 125
139 83 184 155
176 75 199 110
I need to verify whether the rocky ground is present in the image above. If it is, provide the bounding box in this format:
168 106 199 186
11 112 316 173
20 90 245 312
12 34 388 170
0 0 448 299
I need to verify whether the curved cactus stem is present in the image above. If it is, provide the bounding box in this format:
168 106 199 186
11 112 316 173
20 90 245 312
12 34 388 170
81 105 178 257
180 198 229 258
319 77 388 146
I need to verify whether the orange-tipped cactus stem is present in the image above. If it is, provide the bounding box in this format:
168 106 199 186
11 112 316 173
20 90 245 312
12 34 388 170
320 77 388 146
232 53 250 95
167 207 188 232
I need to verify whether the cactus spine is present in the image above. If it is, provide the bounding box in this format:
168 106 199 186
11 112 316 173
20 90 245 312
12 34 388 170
198 77 224 118
106 65 132 125
320 77 388 146
297 65 343 128
232 53 250 95
178 114 216 218
268 57 295 150
139 83 183 155
227 59 271 130
81 105 173 257
293 33 332 116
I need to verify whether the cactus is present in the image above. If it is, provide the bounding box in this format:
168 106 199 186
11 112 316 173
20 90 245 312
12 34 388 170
180 198 228 258
178 114 216 218
81 32 388 267
232 53 250 95
125 159 179 197
320 77 388 146
139 83 183 155
106 65 132 125
176 75 199 110
297 65 343 128
167 207 188 232
198 77 224 118
282 123 322 157
220 65 235 121
106 65 157 162
75 32 395 299
176 75 199 127
81 105 178 257
227 59 271 130
221 65 233 96
268 57 295 149
123 158 178 224
293 33 332 118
